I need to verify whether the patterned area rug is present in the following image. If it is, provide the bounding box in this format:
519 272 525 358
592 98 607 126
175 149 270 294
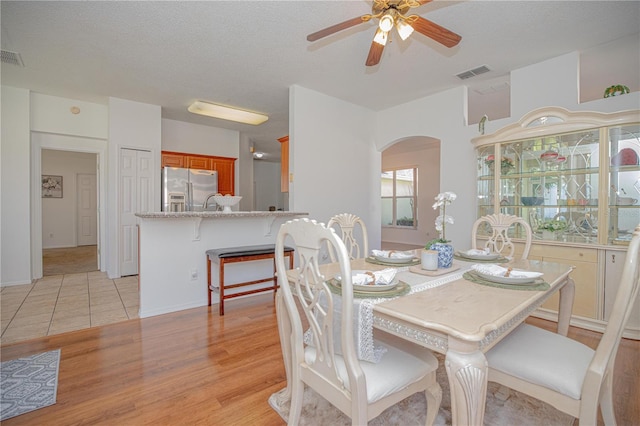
269 354 575 425
0 349 61 421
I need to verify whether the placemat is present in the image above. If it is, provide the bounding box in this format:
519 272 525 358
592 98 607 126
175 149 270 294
463 271 549 291
365 256 420 267
326 279 411 299
454 252 510 263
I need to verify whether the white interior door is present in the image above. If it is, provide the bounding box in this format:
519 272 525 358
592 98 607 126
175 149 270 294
119 148 153 276
77 173 97 246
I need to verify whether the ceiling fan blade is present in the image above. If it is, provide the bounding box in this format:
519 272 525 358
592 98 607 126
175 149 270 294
307 16 367 42
365 40 385 66
411 16 461 48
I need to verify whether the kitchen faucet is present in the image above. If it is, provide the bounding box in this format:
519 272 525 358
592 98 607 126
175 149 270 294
203 193 218 210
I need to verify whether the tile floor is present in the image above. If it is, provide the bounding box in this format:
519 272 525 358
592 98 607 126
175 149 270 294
0 271 139 346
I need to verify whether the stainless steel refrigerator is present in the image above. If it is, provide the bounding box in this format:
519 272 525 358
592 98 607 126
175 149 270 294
162 167 218 212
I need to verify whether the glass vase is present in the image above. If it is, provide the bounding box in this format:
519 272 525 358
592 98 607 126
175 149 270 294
429 242 454 269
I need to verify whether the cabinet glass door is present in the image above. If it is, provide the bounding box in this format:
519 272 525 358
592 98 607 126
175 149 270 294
477 144 495 219
609 124 640 245
497 130 600 243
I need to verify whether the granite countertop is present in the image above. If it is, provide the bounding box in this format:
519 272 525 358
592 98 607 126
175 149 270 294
136 211 309 219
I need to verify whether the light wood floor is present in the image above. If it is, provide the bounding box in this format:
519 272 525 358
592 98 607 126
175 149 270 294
0 293 638 425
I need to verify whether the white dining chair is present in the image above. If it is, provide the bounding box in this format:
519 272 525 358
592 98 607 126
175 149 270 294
326 213 369 262
485 225 640 425
275 218 441 426
471 213 533 259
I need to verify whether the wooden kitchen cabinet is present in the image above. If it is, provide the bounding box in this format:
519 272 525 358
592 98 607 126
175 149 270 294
161 151 236 195
278 135 289 192
212 157 235 195
161 152 185 168
186 155 212 170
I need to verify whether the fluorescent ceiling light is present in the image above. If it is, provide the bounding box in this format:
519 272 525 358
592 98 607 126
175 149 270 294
188 101 268 125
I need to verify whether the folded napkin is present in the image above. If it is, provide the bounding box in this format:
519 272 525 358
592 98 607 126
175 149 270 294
471 264 543 279
350 268 397 286
371 249 415 259
466 248 491 256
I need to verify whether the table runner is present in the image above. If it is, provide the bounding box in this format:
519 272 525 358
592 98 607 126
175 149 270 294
308 270 467 363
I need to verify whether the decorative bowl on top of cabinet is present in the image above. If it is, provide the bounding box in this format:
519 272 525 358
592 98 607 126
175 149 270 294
472 107 640 339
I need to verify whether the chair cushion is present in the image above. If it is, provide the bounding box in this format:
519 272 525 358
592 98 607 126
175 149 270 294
305 341 438 404
486 323 595 399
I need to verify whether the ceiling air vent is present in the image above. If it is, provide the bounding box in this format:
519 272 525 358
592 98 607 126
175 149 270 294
1 50 24 67
456 65 490 80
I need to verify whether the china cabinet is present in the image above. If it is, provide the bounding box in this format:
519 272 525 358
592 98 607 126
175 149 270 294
472 107 640 338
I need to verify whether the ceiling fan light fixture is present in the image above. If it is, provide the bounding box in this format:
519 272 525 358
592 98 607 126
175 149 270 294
373 28 388 46
396 18 414 41
188 101 268 125
378 12 394 32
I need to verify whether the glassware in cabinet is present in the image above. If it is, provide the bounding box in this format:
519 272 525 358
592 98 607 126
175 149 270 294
609 123 640 245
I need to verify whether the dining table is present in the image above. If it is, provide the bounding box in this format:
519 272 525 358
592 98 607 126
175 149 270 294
275 253 575 426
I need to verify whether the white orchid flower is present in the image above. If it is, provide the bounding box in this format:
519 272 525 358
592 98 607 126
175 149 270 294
431 191 457 244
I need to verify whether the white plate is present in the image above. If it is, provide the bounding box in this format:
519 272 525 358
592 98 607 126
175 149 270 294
335 270 399 292
474 270 543 285
457 251 501 261
373 254 417 264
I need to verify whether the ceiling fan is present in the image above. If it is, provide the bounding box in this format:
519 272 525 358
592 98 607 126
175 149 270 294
307 0 461 66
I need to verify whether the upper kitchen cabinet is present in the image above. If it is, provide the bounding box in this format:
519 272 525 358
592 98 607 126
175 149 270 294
278 136 289 193
161 152 186 168
186 155 212 170
472 107 640 245
161 151 236 195
212 157 235 195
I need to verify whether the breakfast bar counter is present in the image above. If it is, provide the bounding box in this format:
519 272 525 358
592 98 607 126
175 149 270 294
135 211 308 318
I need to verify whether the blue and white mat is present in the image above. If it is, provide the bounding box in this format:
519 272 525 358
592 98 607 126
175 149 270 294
1 349 61 421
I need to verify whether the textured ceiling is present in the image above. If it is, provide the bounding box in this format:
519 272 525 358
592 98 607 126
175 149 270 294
2 1 639 161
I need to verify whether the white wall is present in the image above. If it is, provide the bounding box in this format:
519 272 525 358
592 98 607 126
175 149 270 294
511 53 580 120
107 97 162 278
238 133 254 211
254 160 283 211
375 86 477 249
1 86 31 285
31 92 108 138
381 138 440 247
289 85 381 247
162 118 239 157
41 150 96 248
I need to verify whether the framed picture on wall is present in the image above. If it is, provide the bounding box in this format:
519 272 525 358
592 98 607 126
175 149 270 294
42 175 63 198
